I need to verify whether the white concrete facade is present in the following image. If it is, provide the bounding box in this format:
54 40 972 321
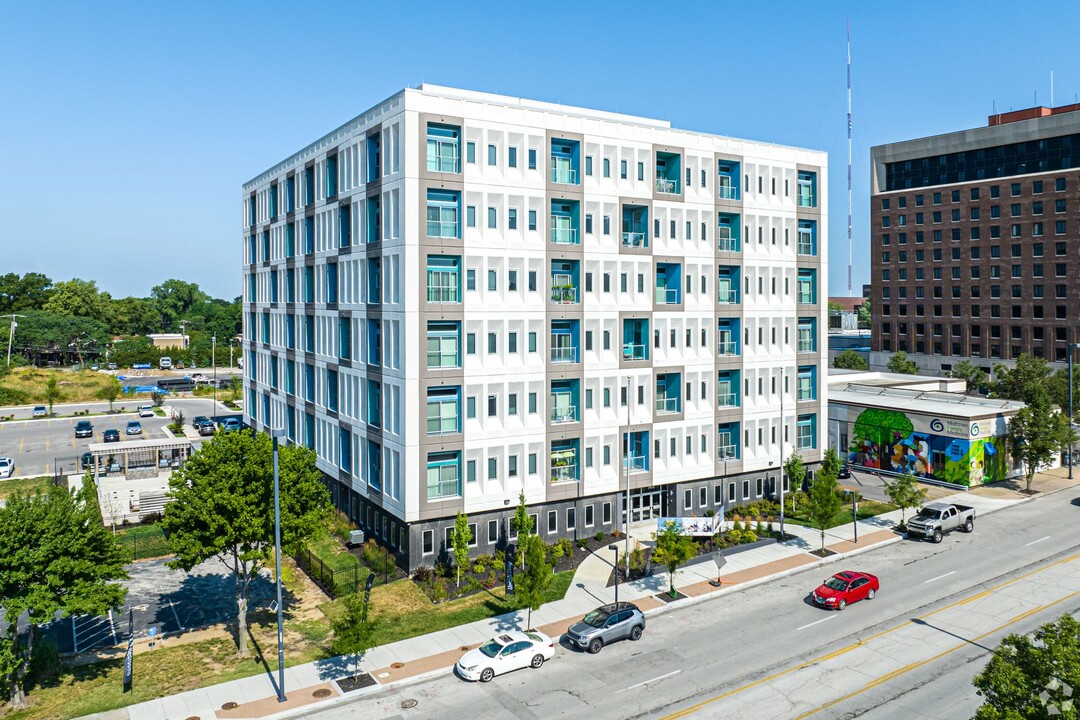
242 85 827 566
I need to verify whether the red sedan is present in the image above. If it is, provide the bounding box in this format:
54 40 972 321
812 571 879 610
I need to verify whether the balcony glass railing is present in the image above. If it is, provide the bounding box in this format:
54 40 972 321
718 184 738 200
426 282 460 303
655 177 679 194
551 285 578 303
550 403 577 423
550 164 578 184
717 234 739 252
797 239 815 256
798 339 816 353
718 444 738 460
717 392 737 407
623 455 648 472
717 340 738 356
655 287 679 304
656 396 679 414
718 288 739 304
426 348 459 369
550 225 578 244
797 291 816 304
622 231 646 247
550 345 578 363
797 184 815 207
551 463 578 483
622 343 646 361
427 220 459 238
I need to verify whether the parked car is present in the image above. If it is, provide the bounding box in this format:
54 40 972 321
103 429 120 443
138 405 155 418
81 451 94 469
191 415 209 428
220 417 242 433
838 464 851 479
198 420 216 436
0 457 14 479
32 406 47 418
455 631 555 682
565 602 646 653
74 420 94 438
107 362 118 370
125 420 142 435
906 503 975 543
159 357 172 370
812 571 879 611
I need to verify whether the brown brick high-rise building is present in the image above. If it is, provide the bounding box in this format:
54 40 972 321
870 105 1080 375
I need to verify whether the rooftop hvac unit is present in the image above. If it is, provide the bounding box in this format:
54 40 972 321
348 530 365 547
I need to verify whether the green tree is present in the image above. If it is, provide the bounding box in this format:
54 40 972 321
514 534 552 631
42 375 63 415
42 278 111 322
653 521 698 599
1009 389 1071 494
511 491 533 569
807 469 843 553
882 473 928 527
108 296 161 336
971 614 1079 720
887 351 919 375
331 593 377 683
990 354 1053 403
821 447 843 480
856 299 871 329
828 301 846 314
151 279 209 331
161 431 330 655
783 452 807 514
450 512 472 587
96 375 122 412
833 349 869 370
1047 366 1080 413
948 360 988 395
0 272 53 313
228 376 242 403
0 477 128 707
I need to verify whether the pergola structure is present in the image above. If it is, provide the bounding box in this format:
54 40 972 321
85 438 193 481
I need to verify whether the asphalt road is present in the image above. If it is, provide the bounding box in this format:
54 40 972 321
0 398 229 477
312 490 1080 720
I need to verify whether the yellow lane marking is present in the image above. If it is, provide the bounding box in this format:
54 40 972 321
792 589 1080 719
660 551 1080 720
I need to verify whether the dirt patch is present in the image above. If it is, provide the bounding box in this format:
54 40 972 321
808 548 838 558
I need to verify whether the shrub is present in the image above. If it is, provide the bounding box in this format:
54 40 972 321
732 519 743 533
435 562 453 579
485 567 497 587
743 530 758 543
755 521 765 537
629 546 646 572
493 549 506 567
727 529 743 544
362 539 397 577
430 577 448 602
576 538 588 551
464 576 483 593
704 509 715 517
557 538 574 557
766 522 775 537
413 565 433 584
551 542 565 559
472 560 487 575
595 531 605 541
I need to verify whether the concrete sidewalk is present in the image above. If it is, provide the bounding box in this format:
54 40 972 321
80 470 1078 720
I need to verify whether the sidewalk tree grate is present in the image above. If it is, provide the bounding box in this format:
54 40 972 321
401 699 418 709
221 702 238 710
313 689 333 699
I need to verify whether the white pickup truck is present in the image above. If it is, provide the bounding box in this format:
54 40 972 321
906 502 975 543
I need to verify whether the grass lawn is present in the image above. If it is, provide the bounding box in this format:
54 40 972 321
320 570 575 647
115 524 171 560
4 617 330 720
785 499 898 529
0 476 52 501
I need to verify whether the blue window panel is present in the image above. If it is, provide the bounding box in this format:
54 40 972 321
426 255 461 303
269 357 278 389
366 195 381 242
269 183 278 219
248 234 256 264
303 167 314 205
269 271 278 303
285 223 295 257
797 269 817 304
367 439 382 491
339 317 351 360
367 258 381 303
797 170 817 207
368 319 382 365
339 205 351 247
248 196 256 225
426 386 461 435
339 427 352 474
367 135 381 182
303 364 315 403
426 450 460 499
285 176 295 213
797 219 817 256
797 318 818 353
326 262 338 303
797 414 817 449
426 189 461 238
304 412 315 450
286 268 295 302
327 369 339 412
797 365 817 401
427 123 461 173
286 404 296 441
367 379 381 427
303 217 314 253
426 320 459 368
285 359 295 395
325 154 338 197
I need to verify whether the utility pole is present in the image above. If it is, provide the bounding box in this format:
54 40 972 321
4 314 26 367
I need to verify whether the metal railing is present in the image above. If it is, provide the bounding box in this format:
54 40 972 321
656 396 679 414
655 287 679 304
551 463 578 483
550 163 578 184
718 288 739 304
717 340 738 356
550 225 579 244
656 177 679 194
797 186 815 207
426 282 460 303
797 291 816 305
426 414 459 435
550 401 577 423
427 220 459 239
622 231 646 247
717 236 739 252
717 184 739 200
622 343 647 360
624 455 647 472
550 285 578 303
717 392 738 407
550 345 578 363
797 340 816 353
797 239 815 256
718 444 738 460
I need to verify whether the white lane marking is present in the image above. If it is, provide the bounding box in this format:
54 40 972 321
797 615 837 631
615 670 682 693
922 571 956 584
1025 536 1051 546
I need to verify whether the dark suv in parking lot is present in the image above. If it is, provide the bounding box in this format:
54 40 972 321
74 420 94 438
565 602 646 653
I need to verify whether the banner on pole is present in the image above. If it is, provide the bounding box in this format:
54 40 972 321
122 609 133 693
504 543 515 595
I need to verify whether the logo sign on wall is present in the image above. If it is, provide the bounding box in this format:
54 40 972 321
926 417 977 438
657 516 723 537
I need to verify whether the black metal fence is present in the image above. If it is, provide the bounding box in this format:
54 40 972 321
292 546 367 599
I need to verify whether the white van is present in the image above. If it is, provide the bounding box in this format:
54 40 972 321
159 357 172 370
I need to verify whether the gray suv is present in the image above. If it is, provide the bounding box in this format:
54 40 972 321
565 602 645 653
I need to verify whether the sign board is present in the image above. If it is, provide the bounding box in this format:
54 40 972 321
504 543 515 595
656 516 723 537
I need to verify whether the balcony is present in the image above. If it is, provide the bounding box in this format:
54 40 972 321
656 396 679 414
624 455 648 473
717 161 741 200
622 343 646 361
551 443 579 483
622 232 646 248
551 345 578 364
551 284 578 304
550 139 580 186
797 232 815 256
550 402 577 424
551 165 578 184
655 151 681 195
426 280 460 304
656 177 678 194
550 225 579 244
622 204 649 249
656 287 679 304
655 262 681 305
717 235 739 253
797 171 817 208
717 185 739 200
717 392 738 407
797 338 816 353
717 339 738 356
718 443 738 460
551 463 578 483
718 288 739 304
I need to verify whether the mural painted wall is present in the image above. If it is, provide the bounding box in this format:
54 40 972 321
844 407 1011 486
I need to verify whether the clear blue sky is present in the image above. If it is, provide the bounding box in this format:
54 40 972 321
3 0 1079 300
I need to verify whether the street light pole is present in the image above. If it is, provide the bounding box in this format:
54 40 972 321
271 428 286 702
212 335 217 420
609 545 620 606
624 375 632 577
779 368 785 542
1069 343 1080 480
229 338 235 369
5 314 26 367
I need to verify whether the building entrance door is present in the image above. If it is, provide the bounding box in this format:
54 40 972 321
627 488 664 524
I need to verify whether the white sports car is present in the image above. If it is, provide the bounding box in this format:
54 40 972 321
455 631 556 682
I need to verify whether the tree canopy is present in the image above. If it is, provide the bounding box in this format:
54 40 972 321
1008 387 1071 493
991 354 1054 404
887 351 919 375
161 431 330 655
834 349 869 371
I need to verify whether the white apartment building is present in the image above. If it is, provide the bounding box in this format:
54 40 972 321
241 85 827 570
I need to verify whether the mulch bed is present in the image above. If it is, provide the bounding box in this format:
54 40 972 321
809 548 838 558
605 531 784 588
336 672 377 693
654 590 689 603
